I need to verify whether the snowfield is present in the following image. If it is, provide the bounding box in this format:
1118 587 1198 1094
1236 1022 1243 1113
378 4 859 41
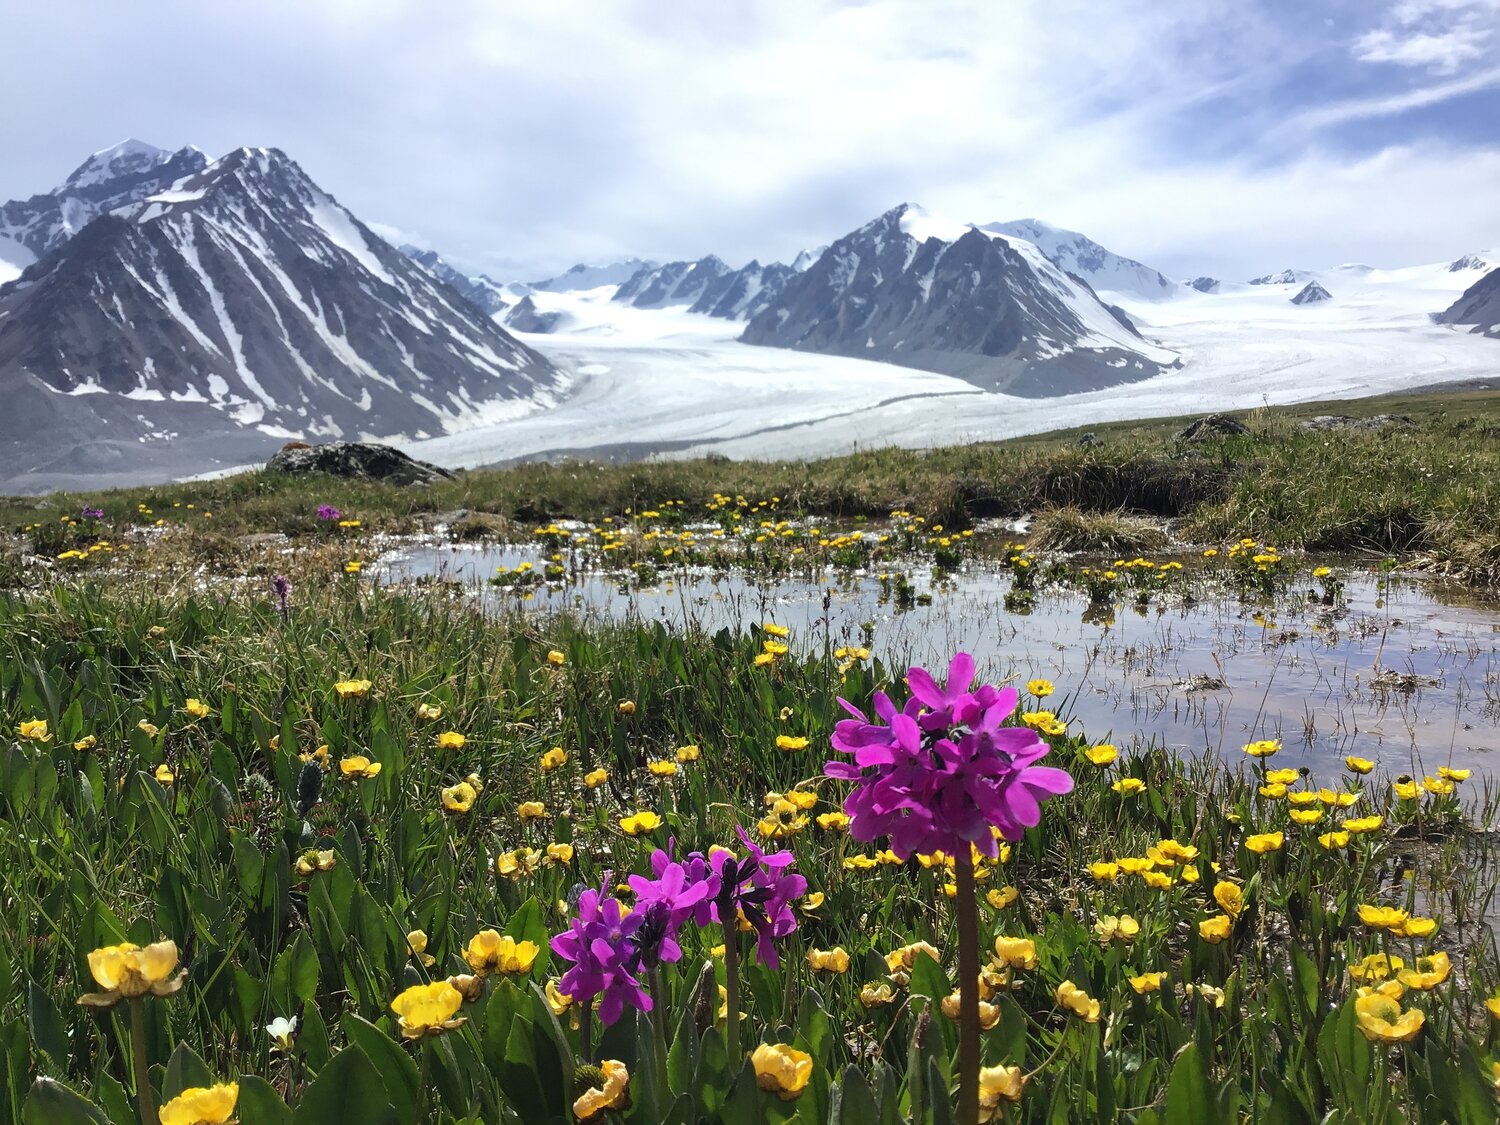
405 258 1500 469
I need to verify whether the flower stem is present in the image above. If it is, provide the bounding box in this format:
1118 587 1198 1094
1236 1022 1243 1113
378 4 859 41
724 927 742 1062
649 966 671 1096
129 998 157 1125
955 850 981 1125
417 1039 431 1123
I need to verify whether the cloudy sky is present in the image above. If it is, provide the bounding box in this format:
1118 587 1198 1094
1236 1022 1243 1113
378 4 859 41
4 0 1499 280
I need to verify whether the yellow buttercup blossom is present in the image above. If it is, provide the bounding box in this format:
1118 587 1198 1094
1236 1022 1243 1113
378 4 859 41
1392 778 1423 801
978 1065 1026 1116
1398 916 1438 938
584 767 609 789
1026 678 1055 698
416 703 443 721
73 735 97 751
1085 744 1118 766
1112 778 1145 796
1350 954 1404 983
752 1043 813 1101
675 744 701 762
539 746 567 771
616 700 637 716
807 947 850 974
155 764 176 785
1317 831 1352 849
1213 882 1245 918
496 848 542 880
620 811 662 836
1437 766 1470 781
1242 738 1281 758
137 721 160 738
647 759 679 777
860 981 896 1007
816 811 850 831
19 719 51 742
801 892 825 913
1358 904 1409 931
437 731 467 750
574 1060 630 1121
993 936 1037 969
339 755 382 779
763 623 790 638
1259 783 1288 800
987 886 1019 910
1343 815 1383 834
406 930 436 967
464 930 539 976
1398 952 1451 991
1290 808 1324 825
1244 832 1284 854
1353 994 1423 1043
546 649 566 666
1345 755 1375 774
1198 915 1232 944
776 735 809 752
517 800 548 821
159 1083 238 1125
390 981 466 1038
941 991 1001 1029
546 843 574 865
78 940 185 1006
442 781 477 814
1094 915 1140 945
1055 980 1101 1022
334 678 372 698
295 849 336 876
1129 972 1167 994
1264 768 1299 784
1087 861 1120 882
182 698 211 719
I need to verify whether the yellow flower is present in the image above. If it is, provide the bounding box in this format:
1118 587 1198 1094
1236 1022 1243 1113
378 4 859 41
751 1043 812 1101
584 767 609 789
155 764 176 785
517 801 548 821
1392 779 1423 801
390 981 466 1038
1213 882 1245 918
334 678 372 698
616 699 637 717
182 698 211 719
1265 768 1299 784
1259 783 1288 799
19 719 51 742
1358 904 1409 931
807 947 850 974
987 886 1019 910
79 940 185 1006
1198 915 1232 944
442 781 477 814
1242 739 1281 758
1094 915 1140 945
1244 832 1284 854
546 842 574 865
1353 993 1424 1043
1399 916 1438 938
1398 952 1451 991
406 930 436 967
1026 678 1055 698
294 849 336 876
1287 791 1319 806
1111 778 1145 796
1317 788 1358 808
1129 972 1167 994
573 1060 630 1121
753 653 776 667
1487 997 1500 1021
647 758 679 777
137 720 160 738
1350 953 1404 983
1087 861 1120 882
464 930 539 976
761 640 789 657
993 935 1037 969
763 623 790 638
1437 766 1469 782
1343 815 1383 834
159 1083 238 1125
1290 808 1324 825
1185 983 1226 1007
539 746 568 771
620 811 662 836
1318 831 1352 849
416 703 443 721
675 744 701 762
776 735 809 752
1313 566 1332 578
941 991 1001 1029
1155 839 1198 863
1055 980 1101 1023
860 982 896 1008
437 731 467 751
73 735 97 751
978 1065 1026 1117
1141 870 1174 889
339 755 382 779
816 811 850 832
1345 755 1375 774
546 649 566 666
886 942 941 975
496 848 541 880
1084 744 1118 766
801 892 825 913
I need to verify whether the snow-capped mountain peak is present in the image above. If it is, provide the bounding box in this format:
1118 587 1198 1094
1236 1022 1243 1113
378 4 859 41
980 217 1177 300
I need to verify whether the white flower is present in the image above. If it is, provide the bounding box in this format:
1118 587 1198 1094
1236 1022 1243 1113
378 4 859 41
266 1015 298 1051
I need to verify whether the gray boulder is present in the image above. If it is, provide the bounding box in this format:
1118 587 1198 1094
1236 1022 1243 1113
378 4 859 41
1299 414 1414 432
265 441 455 486
1177 414 1249 440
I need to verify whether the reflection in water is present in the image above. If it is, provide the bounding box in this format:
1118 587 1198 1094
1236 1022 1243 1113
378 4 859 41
378 542 1500 778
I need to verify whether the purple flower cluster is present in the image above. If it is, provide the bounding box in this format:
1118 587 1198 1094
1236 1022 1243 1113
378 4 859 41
316 504 341 521
80 506 104 519
551 836 807 1024
825 652 1073 860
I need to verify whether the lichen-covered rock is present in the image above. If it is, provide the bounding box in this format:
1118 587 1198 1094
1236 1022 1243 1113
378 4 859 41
1176 414 1249 440
265 441 455 486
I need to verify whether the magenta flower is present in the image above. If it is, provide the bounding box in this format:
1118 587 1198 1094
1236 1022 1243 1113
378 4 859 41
706 829 807 968
627 851 711 969
549 881 651 1025
316 504 341 521
824 654 1073 859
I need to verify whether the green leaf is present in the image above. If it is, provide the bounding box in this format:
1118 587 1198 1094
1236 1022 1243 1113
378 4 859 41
1289 944 1320 1021
236 1075 292 1125
341 1015 420 1125
162 1042 215 1100
1163 1042 1209 1125
292 1045 398 1125
839 1064 880 1125
22 1077 109 1125
26 980 70 1068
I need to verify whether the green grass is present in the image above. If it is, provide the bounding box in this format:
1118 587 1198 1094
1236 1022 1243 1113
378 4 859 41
4 385 1500 586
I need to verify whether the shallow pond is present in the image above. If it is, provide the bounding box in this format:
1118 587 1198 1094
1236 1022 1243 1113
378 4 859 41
377 542 1500 779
